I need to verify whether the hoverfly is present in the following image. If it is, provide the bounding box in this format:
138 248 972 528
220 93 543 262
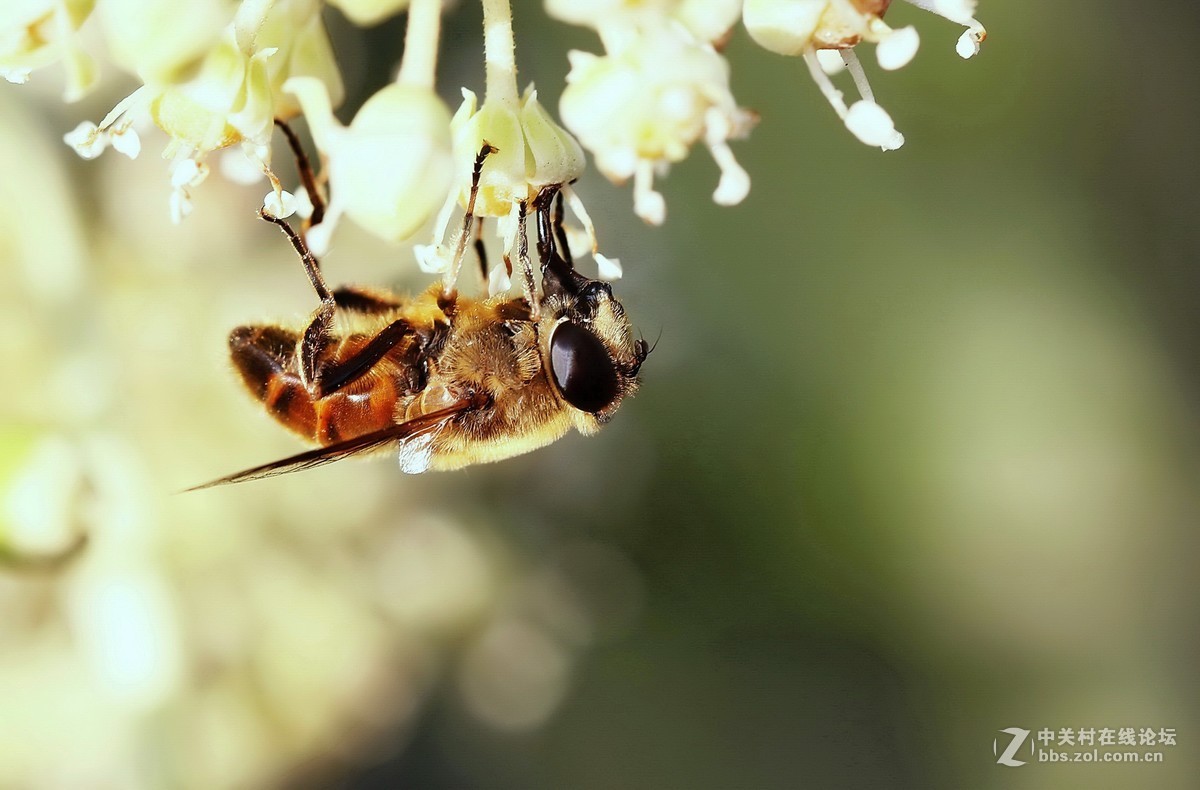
190 127 648 489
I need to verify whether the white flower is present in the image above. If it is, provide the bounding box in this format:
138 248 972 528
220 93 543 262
69 0 343 222
449 86 585 219
544 0 741 46
62 88 145 160
743 0 986 149
559 25 753 224
287 76 454 250
418 83 594 284
0 0 97 101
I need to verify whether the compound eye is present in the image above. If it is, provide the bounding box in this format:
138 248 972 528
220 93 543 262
550 322 619 413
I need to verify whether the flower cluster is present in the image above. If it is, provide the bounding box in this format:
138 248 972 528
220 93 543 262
742 0 987 150
58 0 342 222
547 0 753 224
3 0 986 274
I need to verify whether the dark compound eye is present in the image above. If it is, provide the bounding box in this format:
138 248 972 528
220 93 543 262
550 322 619 413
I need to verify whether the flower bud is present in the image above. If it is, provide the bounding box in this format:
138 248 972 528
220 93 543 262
450 88 528 218
519 89 585 189
742 0 828 56
288 77 454 246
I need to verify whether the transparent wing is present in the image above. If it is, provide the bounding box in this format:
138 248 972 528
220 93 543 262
185 398 480 490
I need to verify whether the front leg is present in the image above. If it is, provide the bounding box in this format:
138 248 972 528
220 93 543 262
298 299 337 394
306 317 427 399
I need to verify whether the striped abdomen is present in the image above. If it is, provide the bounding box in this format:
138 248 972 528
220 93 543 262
229 324 412 445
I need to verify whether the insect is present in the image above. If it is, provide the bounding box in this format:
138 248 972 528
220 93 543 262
190 130 648 489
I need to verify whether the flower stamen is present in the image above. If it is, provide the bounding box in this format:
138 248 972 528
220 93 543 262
633 160 665 226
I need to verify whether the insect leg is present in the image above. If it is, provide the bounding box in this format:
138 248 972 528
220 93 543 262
309 318 421 398
534 185 589 297
443 142 498 297
553 189 573 266
258 210 340 392
515 200 539 319
259 210 332 303
274 117 326 227
474 216 488 285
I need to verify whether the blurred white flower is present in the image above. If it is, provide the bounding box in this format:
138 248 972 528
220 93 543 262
96 0 232 86
0 0 97 101
68 0 343 222
560 25 754 224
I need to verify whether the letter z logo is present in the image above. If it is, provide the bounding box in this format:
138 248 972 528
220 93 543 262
994 727 1031 767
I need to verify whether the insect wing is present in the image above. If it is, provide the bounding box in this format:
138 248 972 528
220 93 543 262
185 399 477 490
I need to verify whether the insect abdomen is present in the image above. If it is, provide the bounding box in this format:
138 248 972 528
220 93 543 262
228 325 400 445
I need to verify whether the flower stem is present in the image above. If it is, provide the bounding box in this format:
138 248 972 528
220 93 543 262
397 0 442 88
480 0 519 105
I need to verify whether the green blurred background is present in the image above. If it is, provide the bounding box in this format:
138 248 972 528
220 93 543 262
2 1 1198 788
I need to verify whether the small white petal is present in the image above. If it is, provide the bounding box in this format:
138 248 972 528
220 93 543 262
497 208 520 258
293 187 314 220
844 100 904 150
563 186 599 255
815 50 847 75
956 26 985 59
713 162 750 205
702 106 752 207
63 121 107 160
2 68 32 85
595 254 622 281
563 227 590 260
415 244 452 274
488 263 512 297
634 189 665 225
877 27 920 71
170 159 209 190
263 190 298 219
169 190 193 224
633 160 666 225
220 148 267 185
110 127 141 159
305 220 334 257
